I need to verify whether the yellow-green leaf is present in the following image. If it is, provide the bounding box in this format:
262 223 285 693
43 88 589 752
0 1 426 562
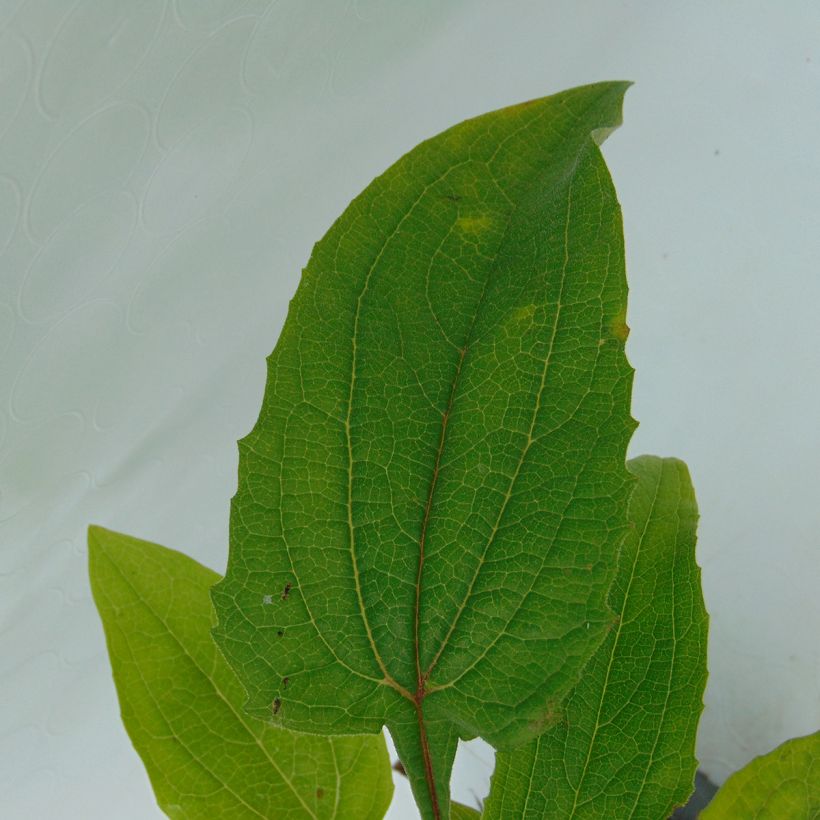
89 526 393 819
450 803 481 819
701 731 820 819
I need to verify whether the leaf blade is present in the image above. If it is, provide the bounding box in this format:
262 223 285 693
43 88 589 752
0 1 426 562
483 455 708 819
212 82 637 818
88 526 393 819
701 731 820 819
450 803 481 820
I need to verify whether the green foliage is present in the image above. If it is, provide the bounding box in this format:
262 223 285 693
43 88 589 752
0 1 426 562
484 456 708 818
88 82 717 819
450 804 481 819
88 527 393 819
701 731 820 819
211 80 637 819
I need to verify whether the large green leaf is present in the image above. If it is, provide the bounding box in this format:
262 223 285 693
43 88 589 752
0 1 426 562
483 455 708 818
88 526 393 819
211 82 637 819
701 731 820 819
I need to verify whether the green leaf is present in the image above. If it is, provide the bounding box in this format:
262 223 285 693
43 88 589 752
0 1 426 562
211 81 637 819
450 803 481 820
483 455 708 819
701 731 820 819
88 526 393 819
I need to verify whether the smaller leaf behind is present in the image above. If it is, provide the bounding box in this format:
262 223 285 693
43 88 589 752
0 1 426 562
88 526 393 820
700 731 820 819
484 456 708 819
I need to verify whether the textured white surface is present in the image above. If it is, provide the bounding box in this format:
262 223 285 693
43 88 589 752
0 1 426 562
1 1 819 818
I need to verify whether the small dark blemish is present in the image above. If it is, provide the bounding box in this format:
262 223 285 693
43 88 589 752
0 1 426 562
316 788 324 799
444 193 461 202
273 697 282 715
508 97 540 112
393 761 407 777
282 676 289 688
610 310 630 343
714 149 720 156
527 699 560 734
282 582 292 600
277 629 284 637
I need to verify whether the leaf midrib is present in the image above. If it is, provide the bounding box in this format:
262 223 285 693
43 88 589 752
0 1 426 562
348 119 593 820
341 158 473 698
348 105 602 688
423 159 581 689
566 463 668 819
342 104 580 699
625 465 682 820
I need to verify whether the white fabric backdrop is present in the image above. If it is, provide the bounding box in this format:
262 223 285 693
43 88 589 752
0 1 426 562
2 1 819 817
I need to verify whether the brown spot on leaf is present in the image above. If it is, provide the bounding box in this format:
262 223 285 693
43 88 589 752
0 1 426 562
610 308 630 342
506 97 540 113
281 582 292 600
393 761 407 777
282 676 289 688
272 698 282 715
527 699 561 735
277 629 284 637
316 788 324 799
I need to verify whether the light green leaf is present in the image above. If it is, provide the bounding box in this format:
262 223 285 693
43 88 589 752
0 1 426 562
211 82 637 819
484 455 708 819
450 803 481 819
701 731 820 819
88 526 393 819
